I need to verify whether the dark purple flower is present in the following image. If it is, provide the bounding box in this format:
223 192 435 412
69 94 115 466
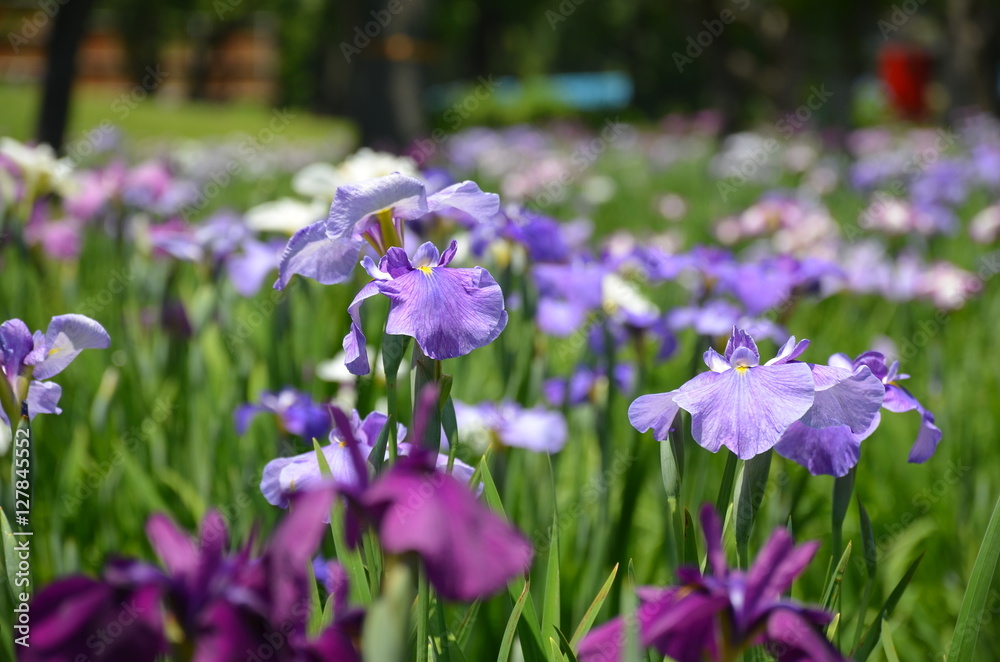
275 173 498 288
329 406 533 601
28 489 360 662
234 388 332 442
578 505 844 662
343 240 507 375
0 314 110 426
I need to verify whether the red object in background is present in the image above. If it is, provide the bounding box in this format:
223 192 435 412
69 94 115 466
879 43 932 120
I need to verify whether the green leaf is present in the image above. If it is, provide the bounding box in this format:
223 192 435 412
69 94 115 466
555 626 581 662
853 552 924 661
368 417 391 476
442 396 459 473
306 554 323 637
735 449 772 567
542 510 561 642
714 450 739 517
831 466 856 556
881 619 901 662
478 457 546 662
660 411 683 499
821 541 853 611
499 580 531 662
362 561 414 662
948 492 1000 662
852 498 878 651
683 508 700 567
570 563 619 647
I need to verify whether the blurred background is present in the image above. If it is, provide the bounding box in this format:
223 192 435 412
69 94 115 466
1 0 998 150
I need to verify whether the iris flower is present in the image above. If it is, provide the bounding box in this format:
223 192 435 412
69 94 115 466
0 314 110 429
26 489 361 662
275 173 499 289
630 328 815 459
328 406 533 601
343 240 507 375
234 387 333 443
578 505 845 662
453 400 568 453
259 408 476 508
630 327 885 461
774 351 939 475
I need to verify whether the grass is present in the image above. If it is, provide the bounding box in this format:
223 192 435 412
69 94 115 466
0 82 354 146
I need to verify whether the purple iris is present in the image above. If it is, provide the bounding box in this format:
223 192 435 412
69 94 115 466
324 406 533 602
26 489 362 662
631 328 888 462
578 505 845 662
234 387 333 442
453 400 568 453
631 329 815 460
532 261 606 336
775 351 940 473
260 409 476 508
343 240 507 375
544 363 635 407
275 173 499 289
0 314 110 426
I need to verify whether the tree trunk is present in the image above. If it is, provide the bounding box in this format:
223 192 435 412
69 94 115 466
35 0 96 152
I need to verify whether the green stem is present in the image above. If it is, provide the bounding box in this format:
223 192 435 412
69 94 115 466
416 567 430 662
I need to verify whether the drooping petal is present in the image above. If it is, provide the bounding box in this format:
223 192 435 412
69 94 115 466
364 457 533 601
380 266 507 361
798 365 884 433
908 410 942 463
577 616 625 662
882 383 921 413
773 422 862 477
628 391 681 441
764 608 847 662
31 314 110 380
343 281 382 376
25 380 62 418
674 364 814 459
274 219 363 289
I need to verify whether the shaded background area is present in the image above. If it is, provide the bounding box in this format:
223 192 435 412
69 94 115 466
1 0 998 150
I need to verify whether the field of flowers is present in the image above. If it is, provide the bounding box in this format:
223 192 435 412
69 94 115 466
1 110 999 661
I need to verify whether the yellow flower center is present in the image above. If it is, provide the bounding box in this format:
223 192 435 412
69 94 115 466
417 265 433 275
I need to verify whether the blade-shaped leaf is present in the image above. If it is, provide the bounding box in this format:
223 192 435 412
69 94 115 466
948 492 1000 662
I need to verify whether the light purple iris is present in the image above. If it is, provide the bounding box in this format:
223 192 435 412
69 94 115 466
275 173 499 289
631 328 816 460
775 351 940 473
578 505 844 662
259 409 476 509
454 400 568 453
0 314 110 426
234 387 333 442
343 240 507 375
